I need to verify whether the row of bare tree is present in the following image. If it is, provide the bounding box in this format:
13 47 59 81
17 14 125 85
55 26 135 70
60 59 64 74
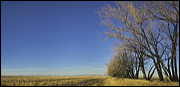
98 1 179 82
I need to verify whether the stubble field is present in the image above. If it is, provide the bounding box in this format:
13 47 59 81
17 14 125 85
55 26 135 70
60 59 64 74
1 76 179 86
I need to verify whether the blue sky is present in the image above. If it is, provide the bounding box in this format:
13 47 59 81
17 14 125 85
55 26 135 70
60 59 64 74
1 1 179 77
1 1 115 76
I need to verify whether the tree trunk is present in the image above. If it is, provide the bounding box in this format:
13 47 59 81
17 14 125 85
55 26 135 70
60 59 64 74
159 58 171 80
173 14 179 82
153 58 164 81
139 55 147 79
171 56 175 81
172 43 178 81
167 58 172 80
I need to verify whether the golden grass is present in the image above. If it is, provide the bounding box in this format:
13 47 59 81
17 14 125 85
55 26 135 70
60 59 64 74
104 76 179 86
1 76 179 86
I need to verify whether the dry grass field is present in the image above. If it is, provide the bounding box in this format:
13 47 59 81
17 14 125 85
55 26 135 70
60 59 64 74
1 76 179 86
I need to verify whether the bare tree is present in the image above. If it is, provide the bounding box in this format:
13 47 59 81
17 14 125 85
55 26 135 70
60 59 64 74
107 49 140 79
146 1 179 82
98 1 179 81
107 50 130 78
120 39 156 80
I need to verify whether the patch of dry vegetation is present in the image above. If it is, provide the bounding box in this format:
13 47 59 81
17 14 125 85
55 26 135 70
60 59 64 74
104 76 179 86
1 76 179 86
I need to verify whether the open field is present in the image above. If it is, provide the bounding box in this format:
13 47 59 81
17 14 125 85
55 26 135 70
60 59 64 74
1 76 179 86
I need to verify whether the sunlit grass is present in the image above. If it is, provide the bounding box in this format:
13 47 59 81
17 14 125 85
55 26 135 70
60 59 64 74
104 76 179 86
1 76 179 86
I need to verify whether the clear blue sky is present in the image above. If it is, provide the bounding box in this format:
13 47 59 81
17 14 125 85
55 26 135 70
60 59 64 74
2 1 179 77
1 1 115 76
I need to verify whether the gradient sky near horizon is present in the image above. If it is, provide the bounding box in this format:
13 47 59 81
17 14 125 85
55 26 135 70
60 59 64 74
1 1 116 75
